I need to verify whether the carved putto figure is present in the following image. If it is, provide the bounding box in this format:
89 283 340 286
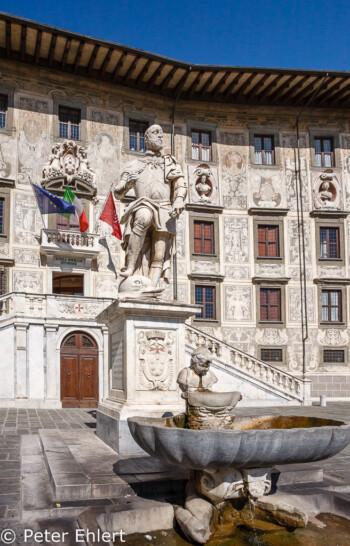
115 124 186 291
177 347 218 397
314 172 341 210
42 140 95 186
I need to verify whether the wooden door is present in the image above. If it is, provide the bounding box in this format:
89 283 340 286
61 332 98 408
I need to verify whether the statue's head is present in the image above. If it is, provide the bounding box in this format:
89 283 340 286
190 347 213 376
321 181 330 191
145 124 164 152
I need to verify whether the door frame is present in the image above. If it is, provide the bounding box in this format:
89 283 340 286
60 330 99 408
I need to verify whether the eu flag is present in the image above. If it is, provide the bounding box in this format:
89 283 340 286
33 185 75 215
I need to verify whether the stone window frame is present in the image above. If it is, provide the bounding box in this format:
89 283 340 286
122 110 155 157
186 121 218 165
317 281 347 329
248 126 281 168
319 346 348 368
52 96 87 143
254 279 287 328
259 345 286 365
0 182 13 243
0 82 14 136
309 128 341 170
189 210 220 262
315 217 345 265
190 275 222 326
253 216 285 264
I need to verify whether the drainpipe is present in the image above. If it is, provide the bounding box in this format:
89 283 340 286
171 67 192 300
295 74 328 397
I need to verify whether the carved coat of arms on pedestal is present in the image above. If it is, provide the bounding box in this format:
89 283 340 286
137 330 175 390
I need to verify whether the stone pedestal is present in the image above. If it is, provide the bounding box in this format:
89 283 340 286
96 298 200 454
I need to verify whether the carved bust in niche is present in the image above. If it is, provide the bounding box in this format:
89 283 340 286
189 163 218 205
314 171 341 210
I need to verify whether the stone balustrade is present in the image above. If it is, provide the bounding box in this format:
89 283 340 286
41 229 99 249
185 324 306 403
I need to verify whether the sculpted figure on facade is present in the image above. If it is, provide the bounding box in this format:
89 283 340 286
313 172 341 210
114 124 186 289
188 164 218 205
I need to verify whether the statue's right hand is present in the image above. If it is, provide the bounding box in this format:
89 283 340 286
126 172 139 184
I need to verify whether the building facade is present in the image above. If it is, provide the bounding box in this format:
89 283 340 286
1 14 350 407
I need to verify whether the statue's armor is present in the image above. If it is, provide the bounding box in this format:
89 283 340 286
133 157 171 202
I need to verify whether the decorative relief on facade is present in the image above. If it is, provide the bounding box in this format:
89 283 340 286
289 266 313 281
176 213 186 258
17 97 50 186
317 265 345 278
13 248 39 265
14 194 42 245
42 140 96 194
188 164 219 205
288 287 315 323
137 330 175 390
255 263 285 277
192 261 220 273
341 135 350 150
285 157 309 211
0 242 9 256
95 275 119 297
282 133 307 155
224 286 252 321
288 219 311 264
88 132 118 196
251 173 282 208
221 327 255 353
317 329 349 346
287 347 301 372
176 262 186 276
224 217 249 263
224 266 250 279
58 300 106 317
313 171 342 210
90 110 120 139
0 134 15 179
219 132 246 146
13 271 42 293
255 328 288 346
221 150 247 210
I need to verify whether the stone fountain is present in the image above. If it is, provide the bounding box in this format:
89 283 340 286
128 347 350 543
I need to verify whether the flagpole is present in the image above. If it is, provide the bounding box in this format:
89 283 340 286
29 181 47 230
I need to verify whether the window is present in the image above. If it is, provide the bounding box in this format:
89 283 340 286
59 106 81 140
57 212 80 232
258 225 279 257
195 285 216 320
194 221 214 255
260 288 281 322
191 130 212 161
320 227 340 259
254 135 274 165
314 137 334 168
323 349 345 364
261 348 283 363
52 273 84 296
0 198 4 234
129 120 148 152
0 270 6 295
0 95 7 130
321 289 342 322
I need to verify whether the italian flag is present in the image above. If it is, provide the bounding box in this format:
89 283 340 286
60 186 89 232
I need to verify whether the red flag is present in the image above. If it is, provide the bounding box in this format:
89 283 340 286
100 192 122 239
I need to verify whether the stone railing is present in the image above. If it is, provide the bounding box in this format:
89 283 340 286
185 324 307 403
41 229 99 249
0 292 112 321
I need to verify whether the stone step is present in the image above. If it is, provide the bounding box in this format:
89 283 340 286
39 430 133 501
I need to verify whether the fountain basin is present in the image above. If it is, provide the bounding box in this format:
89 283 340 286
187 391 241 408
128 415 350 470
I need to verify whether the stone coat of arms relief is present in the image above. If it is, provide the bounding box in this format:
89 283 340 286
137 330 176 391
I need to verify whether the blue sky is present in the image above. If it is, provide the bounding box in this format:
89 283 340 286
1 0 350 70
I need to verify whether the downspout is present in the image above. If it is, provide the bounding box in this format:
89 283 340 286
295 74 328 397
171 66 192 300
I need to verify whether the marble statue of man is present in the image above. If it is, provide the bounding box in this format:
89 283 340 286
114 125 186 287
177 347 218 397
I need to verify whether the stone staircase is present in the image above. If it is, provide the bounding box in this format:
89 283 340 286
185 324 310 406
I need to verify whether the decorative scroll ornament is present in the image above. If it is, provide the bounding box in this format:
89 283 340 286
41 140 96 195
137 330 175 390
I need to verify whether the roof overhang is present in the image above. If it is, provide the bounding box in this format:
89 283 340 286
0 12 349 108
